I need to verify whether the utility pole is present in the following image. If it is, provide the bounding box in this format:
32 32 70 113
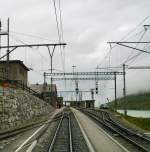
44 72 46 84
6 18 10 80
0 19 9 79
114 72 117 112
72 65 79 101
0 20 1 57
46 71 124 105
47 45 56 90
123 64 127 115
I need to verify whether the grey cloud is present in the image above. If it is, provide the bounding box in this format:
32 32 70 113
1 0 150 105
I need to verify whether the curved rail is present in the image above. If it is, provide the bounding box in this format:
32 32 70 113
81 108 150 152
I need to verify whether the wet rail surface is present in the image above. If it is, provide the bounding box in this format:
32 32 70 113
48 109 90 152
79 108 150 152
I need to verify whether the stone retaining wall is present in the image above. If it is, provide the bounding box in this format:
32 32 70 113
0 89 54 131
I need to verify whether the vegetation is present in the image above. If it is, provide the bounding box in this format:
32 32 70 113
108 92 150 110
123 115 150 131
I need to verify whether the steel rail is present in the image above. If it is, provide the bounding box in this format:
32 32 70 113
81 109 150 152
0 118 56 141
48 116 63 152
92 109 150 142
48 113 73 152
68 114 73 152
103 113 150 146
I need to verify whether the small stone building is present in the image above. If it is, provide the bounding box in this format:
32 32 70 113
30 83 58 108
0 60 29 85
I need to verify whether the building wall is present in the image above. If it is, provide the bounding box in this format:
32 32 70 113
0 89 54 132
0 62 28 85
16 64 28 84
69 100 95 108
70 101 85 107
0 63 7 78
85 100 95 108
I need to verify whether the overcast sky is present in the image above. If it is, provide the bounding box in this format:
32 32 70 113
1 0 150 105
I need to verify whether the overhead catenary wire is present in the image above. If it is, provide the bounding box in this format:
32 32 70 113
111 14 150 49
58 0 66 73
125 44 150 65
8 34 50 73
57 0 66 88
49 0 66 75
58 0 64 43
122 29 148 64
98 14 150 67
10 31 50 41
98 30 146 67
52 0 61 43
9 34 48 61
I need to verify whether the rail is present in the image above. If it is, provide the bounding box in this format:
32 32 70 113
80 108 150 152
48 113 73 152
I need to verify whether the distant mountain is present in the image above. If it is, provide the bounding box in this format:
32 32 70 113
108 92 150 110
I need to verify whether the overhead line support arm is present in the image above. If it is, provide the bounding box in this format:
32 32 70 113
45 72 123 76
0 43 67 49
107 42 150 54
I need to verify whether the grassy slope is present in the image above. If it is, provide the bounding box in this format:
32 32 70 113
108 92 150 110
124 115 150 131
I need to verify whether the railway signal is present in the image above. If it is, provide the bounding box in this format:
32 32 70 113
95 81 98 94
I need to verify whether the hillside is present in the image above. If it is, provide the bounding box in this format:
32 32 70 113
108 92 150 110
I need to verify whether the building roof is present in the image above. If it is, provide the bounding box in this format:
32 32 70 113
30 83 57 93
0 60 29 71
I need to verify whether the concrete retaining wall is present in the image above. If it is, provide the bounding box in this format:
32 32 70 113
0 89 54 131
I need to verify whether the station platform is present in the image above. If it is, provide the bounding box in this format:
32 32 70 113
72 108 129 152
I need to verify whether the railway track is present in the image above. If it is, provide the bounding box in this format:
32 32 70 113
48 113 72 152
0 116 61 141
0 108 89 152
48 109 89 152
80 108 150 152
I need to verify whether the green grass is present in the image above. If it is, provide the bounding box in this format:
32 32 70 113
108 92 150 110
124 115 150 131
